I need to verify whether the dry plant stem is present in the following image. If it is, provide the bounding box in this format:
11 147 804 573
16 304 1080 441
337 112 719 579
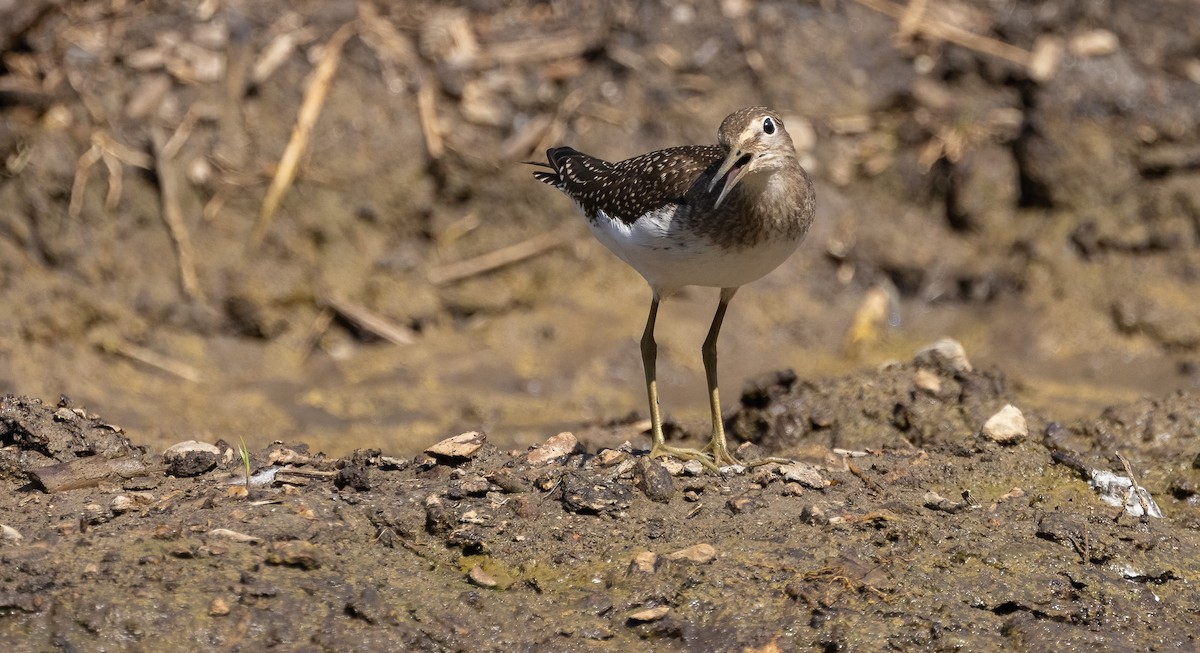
852 0 1032 67
150 126 202 300
1115 451 1152 522
101 338 202 382
250 22 355 248
427 227 575 285
416 78 444 160
324 296 416 346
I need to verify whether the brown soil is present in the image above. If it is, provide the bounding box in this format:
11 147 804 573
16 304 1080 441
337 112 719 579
2 0 1200 650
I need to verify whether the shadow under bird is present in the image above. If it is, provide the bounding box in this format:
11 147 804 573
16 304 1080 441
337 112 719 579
532 107 816 471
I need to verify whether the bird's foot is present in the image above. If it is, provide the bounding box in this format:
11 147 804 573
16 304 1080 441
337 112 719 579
704 441 742 468
649 443 720 473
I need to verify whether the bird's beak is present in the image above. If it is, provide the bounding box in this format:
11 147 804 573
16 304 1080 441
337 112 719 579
708 149 752 209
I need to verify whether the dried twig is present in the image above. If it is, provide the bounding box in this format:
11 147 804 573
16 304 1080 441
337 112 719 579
325 296 416 346
416 78 444 160
69 145 103 219
100 338 202 382
851 0 1032 67
1115 451 1152 522
150 126 202 300
250 22 356 248
427 227 575 286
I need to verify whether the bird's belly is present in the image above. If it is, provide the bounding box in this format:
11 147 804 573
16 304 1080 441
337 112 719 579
586 209 801 293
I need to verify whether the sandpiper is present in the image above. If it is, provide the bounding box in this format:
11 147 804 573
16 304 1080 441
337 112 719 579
532 107 816 470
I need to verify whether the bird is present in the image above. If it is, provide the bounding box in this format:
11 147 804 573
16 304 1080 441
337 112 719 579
531 107 816 471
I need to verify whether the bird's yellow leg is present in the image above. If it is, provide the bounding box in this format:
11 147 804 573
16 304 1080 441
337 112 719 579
701 288 741 467
641 295 719 472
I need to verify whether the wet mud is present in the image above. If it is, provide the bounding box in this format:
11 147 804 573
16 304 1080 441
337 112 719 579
3 0 1200 650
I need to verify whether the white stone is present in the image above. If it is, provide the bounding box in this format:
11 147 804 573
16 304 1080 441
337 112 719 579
982 404 1027 444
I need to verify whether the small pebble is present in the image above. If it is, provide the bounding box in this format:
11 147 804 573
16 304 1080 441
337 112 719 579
1 524 22 543
468 564 498 588
527 432 580 465
425 431 487 460
635 458 675 502
265 541 322 569
457 475 491 495
665 543 716 564
914 338 972 373
629 551 658 574
110 495 135 514
800 504 828 525
913 368 942 394
682 460 706 476
209 597 231 616
658 459 684 476
982 404 1027 444
778 463 829 489
597 449 627 466
727 495 759 514
627 606 670 623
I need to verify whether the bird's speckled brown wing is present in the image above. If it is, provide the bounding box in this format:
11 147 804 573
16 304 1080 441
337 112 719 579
533 145 724 225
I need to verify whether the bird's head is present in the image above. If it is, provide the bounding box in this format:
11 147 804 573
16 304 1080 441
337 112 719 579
708 107 796 208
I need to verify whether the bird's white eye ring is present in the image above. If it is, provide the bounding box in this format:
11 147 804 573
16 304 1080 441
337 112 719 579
762 117 776 135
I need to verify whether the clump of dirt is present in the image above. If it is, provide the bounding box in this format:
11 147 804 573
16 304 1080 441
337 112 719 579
730 339 1012 451
3 339 1198 651
2 0 1200 457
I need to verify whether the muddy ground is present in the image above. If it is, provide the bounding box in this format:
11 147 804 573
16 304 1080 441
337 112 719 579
2 0 1200 650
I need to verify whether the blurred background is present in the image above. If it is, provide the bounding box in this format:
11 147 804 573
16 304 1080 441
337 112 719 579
1 0 1198 455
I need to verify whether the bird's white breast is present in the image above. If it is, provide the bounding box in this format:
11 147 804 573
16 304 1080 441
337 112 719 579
585 207 801 295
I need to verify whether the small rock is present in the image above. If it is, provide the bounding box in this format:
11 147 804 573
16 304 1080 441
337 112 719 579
163 440 221 459
335 465 371 491
425 431 487 461
1 524 22 543
634 458 675 502
914 338 972 373
265 541 322 569
982 404 1027 444
727 495 759 514
682 460 707 476
109 495 135 514
596 449 627 466
665 543 717 564
163 440 221 477
629 551 658 574
800 504 828 525
913 367 942 394
83 503 110 525
425 495 456 535
627 606 670 623
487 469 528 494
53 407 76 422
527 432 581 465
467 564 498 588
209 597 231 616
459 510 489 525
778 463 829 489
456 475 491 496
658 459 684 476
923 490 970 513
206 528 262 544
561 472 633 514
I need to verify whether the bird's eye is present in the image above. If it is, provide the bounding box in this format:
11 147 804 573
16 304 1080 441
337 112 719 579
762 117 775 135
